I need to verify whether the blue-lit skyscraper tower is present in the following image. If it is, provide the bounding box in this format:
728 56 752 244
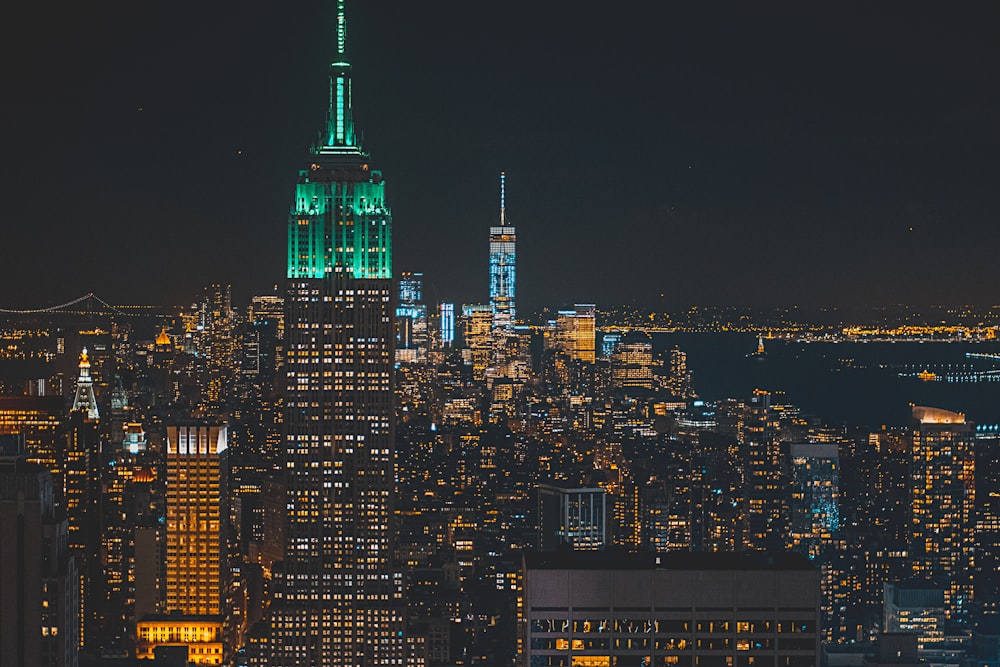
489 172 516 330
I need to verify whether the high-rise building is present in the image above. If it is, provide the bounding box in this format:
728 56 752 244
909 405 974 622
787 443 839 558
743 389 787 551
461 304 493 381
66 349 102 652
137 423 227 664
396 272 428 362
552 304 597 364
610 331 654 389
1 451 79 667
270 2 405 664
165 423 226 615
974 432 1000 619
439 302 455 349
489 172 516 330
0 395 63 474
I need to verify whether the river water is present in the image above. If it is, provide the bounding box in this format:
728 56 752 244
655 333 1000 429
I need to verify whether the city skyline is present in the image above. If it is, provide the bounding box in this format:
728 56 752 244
2 2 999 309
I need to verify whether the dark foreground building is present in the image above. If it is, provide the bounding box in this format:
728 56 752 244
521 551 820 667
0 452 79 667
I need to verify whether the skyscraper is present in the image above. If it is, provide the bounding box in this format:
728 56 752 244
787 443 839 558
136 423 227 665
489 172 516 330
66 349 102 651
0 452 79 667
164 424 226 616
553 304 596 363
909 405 974 622
271 1 405 663
396 272 427 362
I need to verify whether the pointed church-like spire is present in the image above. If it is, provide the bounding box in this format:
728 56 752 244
71 347 100 421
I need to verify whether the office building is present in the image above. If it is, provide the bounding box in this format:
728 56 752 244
165 424 226 615
883 581 945 651
743 390 786 551
909 406 974 622
138 424 227 664
462 304 493 381
489 172 516 330
135 617 223 665
396 271 428 362
0 453 79 667
787 443 839 558
67 349 102 650
538 485 607 552
522 551 820 667
440 302 455 349
0 395 63 474
553 305 597 364
611 332 654 390
269 1 406 664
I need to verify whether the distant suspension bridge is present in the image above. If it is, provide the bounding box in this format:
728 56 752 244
0 293 128 316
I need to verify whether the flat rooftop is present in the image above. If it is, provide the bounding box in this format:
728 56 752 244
524 550 815 572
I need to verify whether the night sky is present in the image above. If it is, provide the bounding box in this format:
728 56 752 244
2 1 998 310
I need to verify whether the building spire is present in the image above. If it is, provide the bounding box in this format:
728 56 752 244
324 0 358 150
337 0 347 56
500 171 506 225
72 347 100 421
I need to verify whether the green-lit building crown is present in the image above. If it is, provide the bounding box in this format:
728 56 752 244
286 0 391 280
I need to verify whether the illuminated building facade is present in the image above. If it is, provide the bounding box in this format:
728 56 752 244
139 424 227 663
489 172 516 330
0 396 63 474
610 332 654 389
396 271 427 362
787 443 839 558
270 1 405 664
522 551 820 667
538 485 607 551
743 389 786 551
440 302 455 348
67 349 102 650
974 433 1000 618
165 424 226 616
135 616 224 666
70 348 99 421
601 332 622 359
553 305 597 363
883 581 945 651
909 406 974 622
462 304 493 381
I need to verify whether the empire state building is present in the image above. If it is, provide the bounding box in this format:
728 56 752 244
268 1 405 664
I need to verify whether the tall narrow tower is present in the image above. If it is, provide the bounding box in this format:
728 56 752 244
71 348 99 421
489 172 516 330
271 1 405 664
909 405 974 622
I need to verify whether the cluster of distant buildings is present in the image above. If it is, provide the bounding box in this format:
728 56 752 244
4 2 1000 667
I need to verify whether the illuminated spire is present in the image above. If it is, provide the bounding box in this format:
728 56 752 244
72 347 100 421
499 171 506 225
324 0 358 150
337 0 346 56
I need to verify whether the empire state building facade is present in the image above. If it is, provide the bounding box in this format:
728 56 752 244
268 1 405 664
